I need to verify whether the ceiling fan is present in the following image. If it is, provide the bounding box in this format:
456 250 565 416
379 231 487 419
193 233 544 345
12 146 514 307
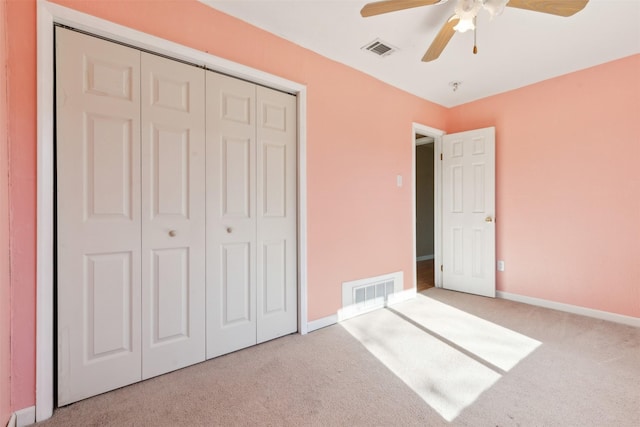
360 0 589 62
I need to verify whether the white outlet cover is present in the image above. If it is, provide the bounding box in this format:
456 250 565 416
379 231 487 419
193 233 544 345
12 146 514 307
396 175 403 187
497 260 505 272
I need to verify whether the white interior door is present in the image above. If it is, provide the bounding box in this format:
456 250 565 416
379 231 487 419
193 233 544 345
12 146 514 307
56 27 142 405
140 53 206 378
206 72 257 359
256 86 297 343
442 127 496 297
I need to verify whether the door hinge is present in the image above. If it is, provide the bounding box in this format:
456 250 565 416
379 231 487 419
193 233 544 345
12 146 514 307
440 264 443 272
440 153 443 161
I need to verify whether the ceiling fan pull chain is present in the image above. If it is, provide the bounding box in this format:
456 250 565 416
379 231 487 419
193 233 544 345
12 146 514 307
473 16 478 54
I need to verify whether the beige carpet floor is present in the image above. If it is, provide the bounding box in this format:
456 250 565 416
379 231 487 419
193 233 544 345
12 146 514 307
35 288 640 426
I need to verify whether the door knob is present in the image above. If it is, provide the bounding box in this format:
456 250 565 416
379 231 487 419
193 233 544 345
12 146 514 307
168 230 177 237
226 227 232 234
485 217 493 223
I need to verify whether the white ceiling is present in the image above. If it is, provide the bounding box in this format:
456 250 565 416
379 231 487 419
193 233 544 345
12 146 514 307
200 0 640 107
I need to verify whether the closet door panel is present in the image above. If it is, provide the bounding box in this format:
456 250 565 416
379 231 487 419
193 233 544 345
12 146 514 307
206 72 257 359
56 27 142 406
141 52 206 378
256 86 298 343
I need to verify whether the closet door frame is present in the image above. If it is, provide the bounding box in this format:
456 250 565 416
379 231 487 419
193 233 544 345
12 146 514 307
36 2 308 421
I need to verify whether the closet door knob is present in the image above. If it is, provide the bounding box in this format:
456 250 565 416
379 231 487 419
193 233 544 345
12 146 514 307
168 230 177 237
226 227 232 234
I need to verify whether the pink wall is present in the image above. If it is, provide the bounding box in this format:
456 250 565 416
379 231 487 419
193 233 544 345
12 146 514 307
6 0 448 409
447 55 640 318
6 0 37 412
1 0 13 422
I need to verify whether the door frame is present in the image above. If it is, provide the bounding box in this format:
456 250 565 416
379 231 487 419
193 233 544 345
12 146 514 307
36 1 308 420
412 123 444 290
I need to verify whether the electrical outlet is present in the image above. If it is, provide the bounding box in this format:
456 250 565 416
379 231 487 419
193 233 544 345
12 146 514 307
497 260 505 272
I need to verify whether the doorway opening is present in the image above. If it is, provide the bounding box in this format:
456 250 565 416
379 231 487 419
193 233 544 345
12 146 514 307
412 124 496 298
411 123 444 294
415 135 435 292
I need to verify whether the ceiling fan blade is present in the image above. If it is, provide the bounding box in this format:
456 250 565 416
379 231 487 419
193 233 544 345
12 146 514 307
422 15 459 62
506 0 589 17
361 0 443 18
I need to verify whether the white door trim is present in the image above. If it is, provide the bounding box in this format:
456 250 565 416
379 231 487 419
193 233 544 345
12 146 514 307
412 123 445 290
36 1 308 420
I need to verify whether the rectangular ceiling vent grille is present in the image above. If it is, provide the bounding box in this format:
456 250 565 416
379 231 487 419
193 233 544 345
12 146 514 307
341 271 404 320
362 39 398 58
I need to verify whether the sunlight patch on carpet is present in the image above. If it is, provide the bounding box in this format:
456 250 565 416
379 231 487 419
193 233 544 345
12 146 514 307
340 295 541 421
393 294 542 371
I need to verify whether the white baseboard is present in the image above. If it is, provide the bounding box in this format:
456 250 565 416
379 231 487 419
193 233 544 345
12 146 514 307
497 291 640 328
309 287 419 329
14 406 35 427
7 413 16 427
416 254 434 262
307 314 338 332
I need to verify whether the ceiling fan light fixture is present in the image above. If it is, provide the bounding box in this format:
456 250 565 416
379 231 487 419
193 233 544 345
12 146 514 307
482 0 509 18
453 0 481 32
456 0 482 14
452 0 509 32
453 15 475 32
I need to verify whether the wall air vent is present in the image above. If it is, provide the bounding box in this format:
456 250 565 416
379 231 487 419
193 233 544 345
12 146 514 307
340 271 404 320
362 39 398 58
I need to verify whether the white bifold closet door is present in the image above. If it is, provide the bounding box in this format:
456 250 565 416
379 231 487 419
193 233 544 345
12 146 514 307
56 27 143 406
206 73 298 359
57 26 298 405
56 27 206 405
140 52 206 379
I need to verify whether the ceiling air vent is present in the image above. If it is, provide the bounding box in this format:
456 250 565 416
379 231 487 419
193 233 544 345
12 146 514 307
362 39 398 58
